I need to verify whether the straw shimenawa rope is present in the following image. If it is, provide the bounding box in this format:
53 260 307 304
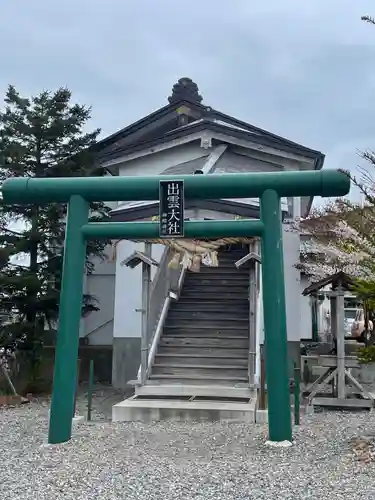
111 237 257 272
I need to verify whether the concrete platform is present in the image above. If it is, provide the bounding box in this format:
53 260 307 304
112 396 256 423
135 383 253 399
312 397 373 409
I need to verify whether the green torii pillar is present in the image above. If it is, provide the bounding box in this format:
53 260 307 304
1 170 350 444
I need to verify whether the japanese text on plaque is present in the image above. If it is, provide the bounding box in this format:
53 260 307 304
159 180 185 237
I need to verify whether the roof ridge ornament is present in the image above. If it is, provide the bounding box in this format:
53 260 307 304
168 78 203 104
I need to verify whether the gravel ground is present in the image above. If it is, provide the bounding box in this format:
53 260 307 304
1 394 375 500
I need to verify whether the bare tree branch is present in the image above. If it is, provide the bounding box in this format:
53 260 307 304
362 15 375 25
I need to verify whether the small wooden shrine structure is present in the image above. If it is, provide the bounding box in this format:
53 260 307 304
302 272 374 409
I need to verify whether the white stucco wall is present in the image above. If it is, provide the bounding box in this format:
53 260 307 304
258 223 301 343
83 274 115 345
80 243 116 345
112 143 303 219
283 225 301 342
113 241 164 339
115 143 207 177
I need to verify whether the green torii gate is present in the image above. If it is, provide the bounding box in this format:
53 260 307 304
1 170 350 444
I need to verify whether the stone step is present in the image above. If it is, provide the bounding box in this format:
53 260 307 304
178 296 249 304
183 285 249 294
185 278 250 287
164 324 248 333
167 310 249 320
149 373 248 383
181 291 248 300
159 336 249 348
212 260 249 268
152 364 248 379
154 354 248 367
135 383 253 399
187 273 249 280
157 345 249 357
170 302 249 312
165 316 249 327
190 267 250 274
144 378 251 387
112 397 256 424
163 325 248 335
218 251 249 259
215 259 249 266
193 267 251 275
219 249 248 254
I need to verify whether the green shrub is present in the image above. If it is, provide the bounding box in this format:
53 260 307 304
357 345 375 364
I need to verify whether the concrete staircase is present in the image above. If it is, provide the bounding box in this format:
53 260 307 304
150 246 250 388
113 245 257 423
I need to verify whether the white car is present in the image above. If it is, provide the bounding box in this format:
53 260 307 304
351 308 374 343
344 309 357 337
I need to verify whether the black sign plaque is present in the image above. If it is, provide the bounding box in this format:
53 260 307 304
159 180 185 238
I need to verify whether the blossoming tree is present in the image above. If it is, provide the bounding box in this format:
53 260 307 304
298 160 375 306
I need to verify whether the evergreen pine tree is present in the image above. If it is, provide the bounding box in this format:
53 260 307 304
0 86 109 383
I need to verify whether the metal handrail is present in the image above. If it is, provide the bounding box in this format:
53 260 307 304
145 295 171 377
248 240 260 388
145 265 187 379
137 263 187 382
177 265 186 293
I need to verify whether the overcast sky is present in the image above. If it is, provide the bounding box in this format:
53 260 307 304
1 0 375 200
